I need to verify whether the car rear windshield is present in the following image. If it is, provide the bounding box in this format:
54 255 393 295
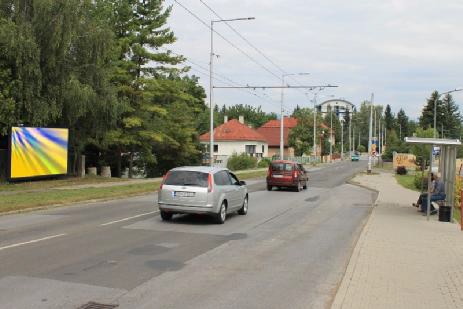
271 163 293 172
164 171 209 187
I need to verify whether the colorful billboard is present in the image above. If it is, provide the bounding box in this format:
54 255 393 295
10 127 68 179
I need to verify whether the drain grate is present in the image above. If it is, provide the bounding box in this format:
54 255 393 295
78 302 118 309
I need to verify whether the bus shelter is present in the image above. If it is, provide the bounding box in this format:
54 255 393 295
405 137 461 221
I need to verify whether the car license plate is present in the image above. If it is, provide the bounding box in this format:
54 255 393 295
174 191 195 197
272 175 283 178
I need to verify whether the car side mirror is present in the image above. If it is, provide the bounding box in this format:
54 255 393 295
239 180 246 186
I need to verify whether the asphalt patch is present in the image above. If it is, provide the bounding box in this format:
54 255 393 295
128 244 170 256
305 195 320 202
145 259 184 271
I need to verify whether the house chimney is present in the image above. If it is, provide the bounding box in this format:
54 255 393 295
239 115 244 124
224 115 228 123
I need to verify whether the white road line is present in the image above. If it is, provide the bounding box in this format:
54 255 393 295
100 211 159 226
0 233 67 252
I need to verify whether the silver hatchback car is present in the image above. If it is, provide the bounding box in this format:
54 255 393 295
158 166 248 224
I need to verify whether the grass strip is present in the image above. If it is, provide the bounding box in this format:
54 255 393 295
0 182 159 214
395 174 420 192
0 171 268 214
235 170 267 180
0 176 127 192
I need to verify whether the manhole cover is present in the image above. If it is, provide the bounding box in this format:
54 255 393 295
78 302 118 309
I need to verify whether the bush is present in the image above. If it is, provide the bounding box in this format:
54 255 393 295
396 166 407 175
257 158 271 168
357 145 366 153
382 147 393 160
227 153 257 171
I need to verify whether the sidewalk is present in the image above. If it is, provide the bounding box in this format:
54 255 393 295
332 171 463 309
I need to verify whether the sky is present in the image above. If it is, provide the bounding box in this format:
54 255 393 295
164 0 463 120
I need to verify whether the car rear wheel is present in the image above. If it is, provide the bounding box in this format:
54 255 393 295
215 201 227 224
238 196 248 215
160 210 173 221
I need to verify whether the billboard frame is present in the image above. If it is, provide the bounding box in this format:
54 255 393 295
7 126 69 182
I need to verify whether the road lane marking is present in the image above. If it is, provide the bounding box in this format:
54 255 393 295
0 233 67 251
100 211 159 226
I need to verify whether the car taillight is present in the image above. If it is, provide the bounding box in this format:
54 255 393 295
208 173 213 192
160 171 170 189
267 168 271 177
293 170 298 178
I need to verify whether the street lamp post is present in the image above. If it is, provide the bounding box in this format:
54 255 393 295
279 72 310 159
367 93 374 174
330 105 333 162
341 118 344 159
312 94 334 160
433 88 463 138
209 17 254 166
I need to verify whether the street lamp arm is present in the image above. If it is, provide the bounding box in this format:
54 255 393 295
212 17 255 23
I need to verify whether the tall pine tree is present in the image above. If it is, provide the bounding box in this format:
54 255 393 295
384 104 395 131
441 93 461 138
108 0 184 177
419 91 442 130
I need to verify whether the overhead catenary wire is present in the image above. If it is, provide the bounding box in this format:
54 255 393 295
199 0 333 104
188 65 286 108
158 46 286 108
171 0 318 113
172 0 283 82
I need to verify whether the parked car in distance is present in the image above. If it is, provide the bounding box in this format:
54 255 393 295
158 166 248 224
266 160 308 192
351 151 360 161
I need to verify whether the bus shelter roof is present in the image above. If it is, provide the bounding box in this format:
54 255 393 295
404 137 461 146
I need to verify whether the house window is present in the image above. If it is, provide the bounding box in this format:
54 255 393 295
245 145 256 155
214 145 218 153
262 145 265 153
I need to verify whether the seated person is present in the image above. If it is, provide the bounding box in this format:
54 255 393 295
413 173 445 215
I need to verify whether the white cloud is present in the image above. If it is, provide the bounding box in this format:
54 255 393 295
165 0 463 120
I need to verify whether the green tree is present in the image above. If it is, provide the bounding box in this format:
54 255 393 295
419 91 442 130
440 93 461 138
0 11 43 134
351 101 371 150
288 108 322 156
396 109 409 140
108 0 184 177
410 127 434 168
384 104 395 132
218 104 277 128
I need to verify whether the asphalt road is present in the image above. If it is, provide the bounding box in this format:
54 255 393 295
0 159 375 309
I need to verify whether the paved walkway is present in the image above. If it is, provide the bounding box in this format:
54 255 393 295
332 171 463 309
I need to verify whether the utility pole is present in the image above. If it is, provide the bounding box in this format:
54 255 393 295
279 72 311 160
313 94 317 158
368 93 374 174
209 20 214 166
209 17 254 166
279 75 285 160
341 119 344 159
378 118 381 155
330 106 333 162
349 117 352 155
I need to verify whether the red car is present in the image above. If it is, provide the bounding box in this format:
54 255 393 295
266 160 308 191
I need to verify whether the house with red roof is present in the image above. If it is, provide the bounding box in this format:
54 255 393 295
256 117 298 158
199 116 268 164
257 116 335 157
